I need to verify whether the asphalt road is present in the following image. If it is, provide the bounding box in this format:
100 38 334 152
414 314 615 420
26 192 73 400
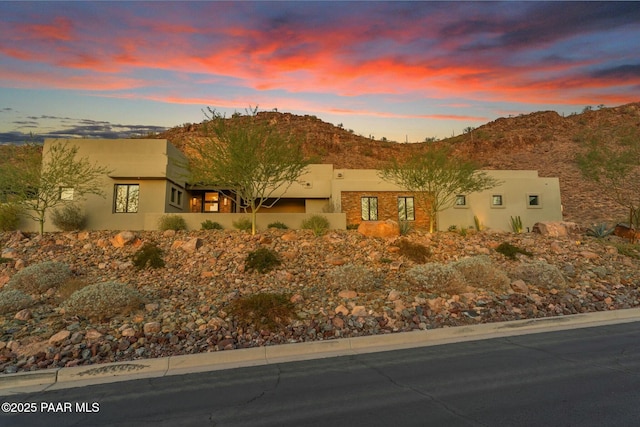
2 321 640 427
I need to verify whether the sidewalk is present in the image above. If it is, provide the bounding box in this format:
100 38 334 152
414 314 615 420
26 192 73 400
2 308 639 396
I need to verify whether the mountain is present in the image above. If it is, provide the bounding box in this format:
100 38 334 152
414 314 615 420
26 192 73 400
156 102 640 226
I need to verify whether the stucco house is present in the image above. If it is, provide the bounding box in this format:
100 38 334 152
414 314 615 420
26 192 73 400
16 138 562 233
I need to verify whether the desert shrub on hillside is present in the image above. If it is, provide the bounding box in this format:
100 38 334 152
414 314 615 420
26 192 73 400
327 263 379 292
7 261 72 294
510 260 566 291
61 281 143 321
51 204 87 231
228 292 296 330
268 221 288 229
395 239 431 263
232 217 252 232
451 255 510 291
0 203 22 231
407 263 467 295
245 247 281 273
0 289 34 315
158 214 187 231
201 219 223 230
496 242 533 260
132 243 165 269
301 215 330 236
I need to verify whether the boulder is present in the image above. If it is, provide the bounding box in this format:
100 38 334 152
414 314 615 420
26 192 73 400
532 221 579 237
357 220 400 238
111 231 137 248
180 237 203 253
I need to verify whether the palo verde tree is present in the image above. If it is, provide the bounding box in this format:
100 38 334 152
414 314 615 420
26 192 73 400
379 146 501 233
576 127 640 229
185 107 310 235
0 140 110 234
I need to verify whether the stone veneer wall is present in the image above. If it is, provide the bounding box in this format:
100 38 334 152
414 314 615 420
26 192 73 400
341 191 432 229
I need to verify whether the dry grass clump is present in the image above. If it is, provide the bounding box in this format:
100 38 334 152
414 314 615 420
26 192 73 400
394 239 431 263
451 255 510 292
326 263 380 292
7 261 72 294
61 281 143 321
56 278 90 301
0 289 34 315
510 260 567 291
228 292 296 330
406 263 467 296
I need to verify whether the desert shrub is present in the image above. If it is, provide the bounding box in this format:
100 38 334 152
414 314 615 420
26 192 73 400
158 214 187 231
406 263 467 295
245 247 281 273
51 204 86 231
395 239 431 263
510 260 566 291
0 203 22 231
586 223 615 238
609 242 640 259
496 242 533 260
7 261 72 294
228 292 296 330
346 223 359 230
232 217 252 232
398 220 413 236
451 256 510 292
132 243 165 269
301 215 330 236
326 263 379 292
201 220 223 230
268 221 288 229
61 281 143 321
0 289 34 315
510 216 523 233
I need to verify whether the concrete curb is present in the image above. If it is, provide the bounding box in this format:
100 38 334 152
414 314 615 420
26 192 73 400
2 308 639 395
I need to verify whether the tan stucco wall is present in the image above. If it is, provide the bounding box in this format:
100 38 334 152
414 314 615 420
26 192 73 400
143 213 346 231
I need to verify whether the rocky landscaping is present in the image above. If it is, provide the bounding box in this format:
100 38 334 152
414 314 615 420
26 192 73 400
0 225 639 375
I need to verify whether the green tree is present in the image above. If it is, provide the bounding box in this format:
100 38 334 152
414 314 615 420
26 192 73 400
576 128 640 229
379 146 501 233
0 141 110 234
185 108 310 235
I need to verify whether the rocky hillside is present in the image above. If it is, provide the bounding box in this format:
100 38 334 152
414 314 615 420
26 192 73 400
156 102 640 226
0 227 639 374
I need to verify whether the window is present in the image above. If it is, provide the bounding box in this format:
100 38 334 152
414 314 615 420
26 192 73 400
491 194 504 208
398 197 415 221
170 187 183 208
528 194 541 208
59 187 74 201
114 184 139 213
204 192 220 212
361 197 378 220
454 195 467 207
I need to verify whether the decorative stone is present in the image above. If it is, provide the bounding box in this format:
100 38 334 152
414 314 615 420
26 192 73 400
48 330 71 345
510 279 529 294
350 306 368 317
387 290 401 301
338 290 357 299
532 221 579 237
334 304 350 316
111 231 137 247
143 322 162 335
14 309 32 321
180 238 203 253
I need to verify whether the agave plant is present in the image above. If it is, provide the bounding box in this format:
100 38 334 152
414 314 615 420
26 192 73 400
586 223 615 238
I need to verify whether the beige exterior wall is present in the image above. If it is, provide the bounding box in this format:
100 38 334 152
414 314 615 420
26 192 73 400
13 139 561 234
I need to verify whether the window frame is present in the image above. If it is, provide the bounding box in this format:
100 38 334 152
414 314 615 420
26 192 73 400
491 194 505 208
527 193 542 209
397 196 415 221
169 186 184 209
114 184 140 213
59 187 75 201
361 196 378 221
454 194 467 208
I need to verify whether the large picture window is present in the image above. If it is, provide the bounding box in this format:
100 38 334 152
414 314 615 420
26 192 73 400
398 196 415 221
114 184 139 213
361 196 378 221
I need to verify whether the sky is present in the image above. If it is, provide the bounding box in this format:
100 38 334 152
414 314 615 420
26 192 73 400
1 1 639 144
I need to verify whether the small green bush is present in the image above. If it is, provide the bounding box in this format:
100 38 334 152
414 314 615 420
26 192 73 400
0 203 22 231
326 263 379 292
586 223 615 238
395 239 431 263
132 243 165 269
496 242 533 260
228 292 296 329
201 220 223 230
346 223 359 230
51 204 86 231
61 281 143 321
232 217 252 232
7 261 72 294
268 221 288 229
407 263 467 295
0 289 34 315
245 247 281 273
301 215 330 236
158 214 187 231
